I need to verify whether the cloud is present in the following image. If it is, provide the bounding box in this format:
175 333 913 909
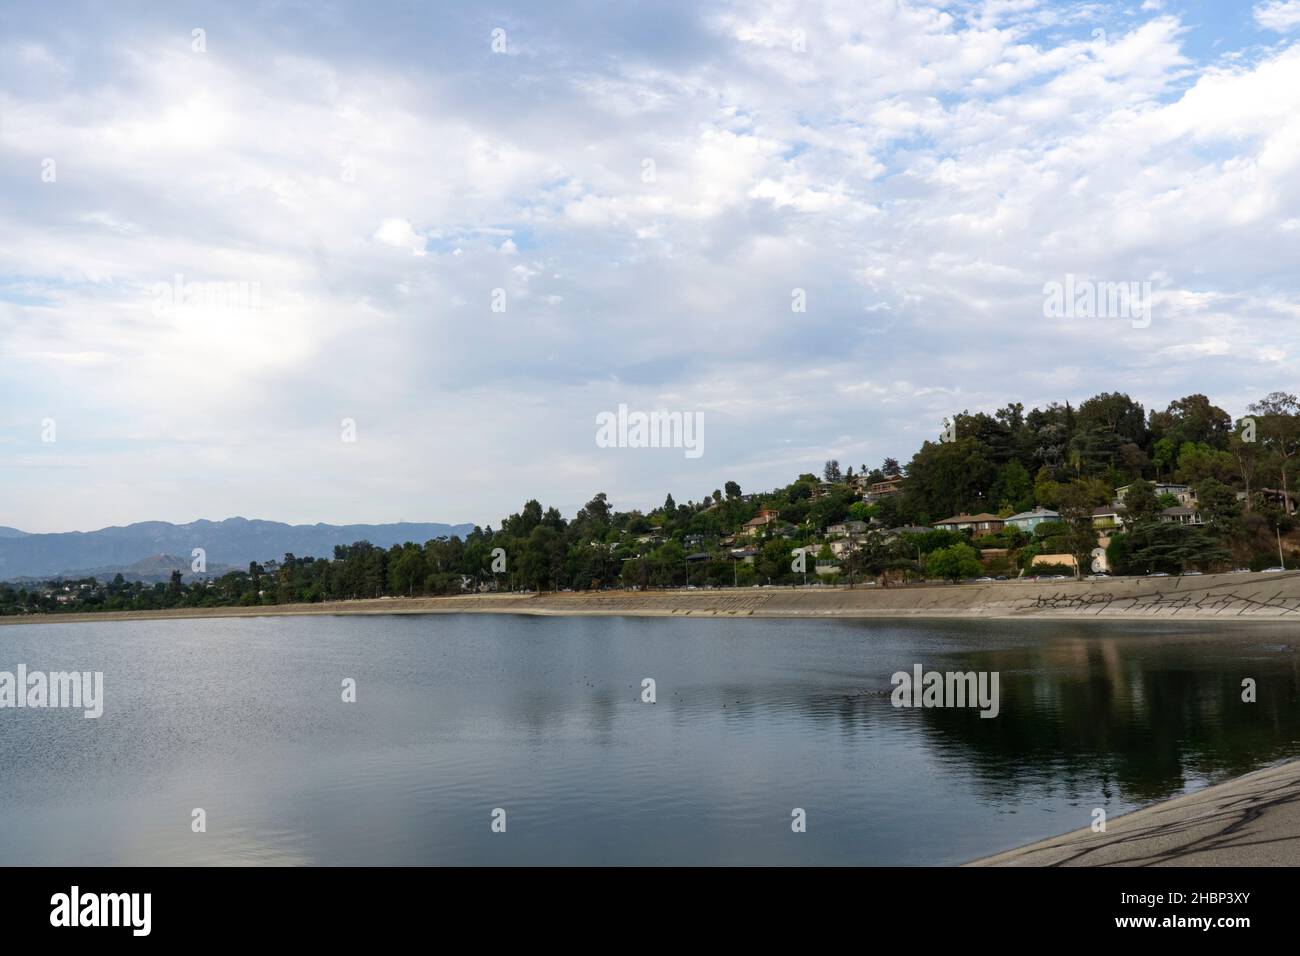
1 0 1298 531
1255 1 1300 32
374 219 428 256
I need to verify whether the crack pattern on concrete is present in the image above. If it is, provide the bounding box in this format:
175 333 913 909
1018 586 1300 617
971 761 1300 867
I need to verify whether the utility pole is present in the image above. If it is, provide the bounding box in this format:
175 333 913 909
1279 525 1287 570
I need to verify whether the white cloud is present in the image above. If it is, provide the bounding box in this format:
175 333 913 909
373 218 428 256
1255 1 1300 32
2 1 1299 531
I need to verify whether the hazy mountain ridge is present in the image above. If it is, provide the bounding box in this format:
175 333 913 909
0 517 478 581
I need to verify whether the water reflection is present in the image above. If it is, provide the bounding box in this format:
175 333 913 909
0 614 1296 865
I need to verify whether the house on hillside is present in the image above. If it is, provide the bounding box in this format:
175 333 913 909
740 509 781 537
883 525 933 540
1117 482 1196 507
826 520 868 537
1258 488 1298 515
1002 507 1059 532
860 473 904 502
1092 504 1125 531
933 513 1005 537
1160 505 1203 526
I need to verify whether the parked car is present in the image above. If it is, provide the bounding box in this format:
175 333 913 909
1148 572 1170 577
1181 571 1203 576
1231 568 1251 573
1262 567 1286 573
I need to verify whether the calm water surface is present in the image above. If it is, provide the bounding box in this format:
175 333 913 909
1 613 1298 865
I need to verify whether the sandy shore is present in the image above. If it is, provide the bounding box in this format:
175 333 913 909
970 757 1300 866
5 570 1300 626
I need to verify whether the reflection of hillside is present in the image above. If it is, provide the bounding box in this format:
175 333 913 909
908 627 1300 804
377 616 1300 812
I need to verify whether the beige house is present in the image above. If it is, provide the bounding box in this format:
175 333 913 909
933 513 1005 537
741 509 781 537
1092 505 1125 530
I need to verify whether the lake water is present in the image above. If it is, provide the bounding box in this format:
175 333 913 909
1 613 1298 865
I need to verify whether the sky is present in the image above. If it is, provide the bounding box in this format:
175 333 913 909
2 0 1299 533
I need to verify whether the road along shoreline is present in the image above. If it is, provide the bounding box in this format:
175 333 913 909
4 570 1300 626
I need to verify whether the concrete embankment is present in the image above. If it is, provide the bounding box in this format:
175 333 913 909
4 570 1300 625
969 758 1300 866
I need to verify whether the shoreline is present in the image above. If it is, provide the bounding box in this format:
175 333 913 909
969 757 1300 866
5 570 1300 626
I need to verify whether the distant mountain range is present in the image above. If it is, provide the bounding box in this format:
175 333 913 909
0 517 478 582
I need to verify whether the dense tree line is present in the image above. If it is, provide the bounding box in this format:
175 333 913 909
5 391 1299 615
873 391 1299 573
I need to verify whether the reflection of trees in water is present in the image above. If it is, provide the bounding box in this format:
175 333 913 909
909 635 1300 804
446 620 1299 810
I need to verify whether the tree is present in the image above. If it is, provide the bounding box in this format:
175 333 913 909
1124 522 1230 574
1121 479 1161 524
1195 478 1242 540
925 543 983 582
1027 402 1074 474
1174 442 1235 486
1230 427 1262 510
1073 392 1147 475
991 460 1033 513
1247 392 1300 514
1152 436 1178 481
1150 394 1233 451
901 437 997 523
724 481 741 500
1057 482 1101 578
390 546 426 596
823 460 842 483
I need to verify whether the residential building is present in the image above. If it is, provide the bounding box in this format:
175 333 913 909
827 538 859 558
1160 505 1203 526
883 525 933 540
1091 505 1125 531
862 473 904 501
933 513 1005 536
1117 482 1196 507
1002 507 1059 532
1258 488 1299 515
826 520 868 537
741 509 781 537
